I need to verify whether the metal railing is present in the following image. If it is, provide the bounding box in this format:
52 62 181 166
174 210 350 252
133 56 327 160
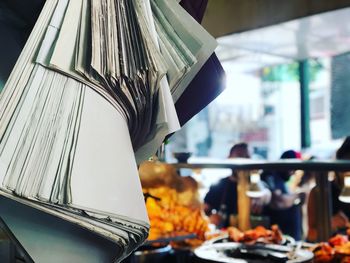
172 159 350 241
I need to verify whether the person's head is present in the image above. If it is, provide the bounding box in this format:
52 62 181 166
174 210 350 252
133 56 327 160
280 150 301 160
279 150 301 181
228 142 250 158
336 137 350 160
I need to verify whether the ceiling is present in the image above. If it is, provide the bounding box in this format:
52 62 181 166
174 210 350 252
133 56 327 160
214 7 350 72
202 0 350 38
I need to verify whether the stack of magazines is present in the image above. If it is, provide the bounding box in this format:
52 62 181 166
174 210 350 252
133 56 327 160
0 0 216 261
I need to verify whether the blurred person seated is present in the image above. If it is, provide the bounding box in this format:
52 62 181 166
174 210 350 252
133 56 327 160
204 143 270 228
262 150 305 240
307 137 350 242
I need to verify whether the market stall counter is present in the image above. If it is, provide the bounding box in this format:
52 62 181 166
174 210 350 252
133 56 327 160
124 159 350 262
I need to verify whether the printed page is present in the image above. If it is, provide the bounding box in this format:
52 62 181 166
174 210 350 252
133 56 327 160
154 0 217 101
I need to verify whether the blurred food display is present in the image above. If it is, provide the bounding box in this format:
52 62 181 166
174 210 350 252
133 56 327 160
227 225 284 245
312 230 350 263
139 160 209 247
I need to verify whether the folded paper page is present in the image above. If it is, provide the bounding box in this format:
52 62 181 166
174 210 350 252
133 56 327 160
0 0 217 261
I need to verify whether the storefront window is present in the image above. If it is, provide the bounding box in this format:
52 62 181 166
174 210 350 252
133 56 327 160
167 56 346 162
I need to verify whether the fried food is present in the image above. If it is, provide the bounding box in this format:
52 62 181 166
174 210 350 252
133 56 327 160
145 186 209 246
227 225 283 245
313 232 350 263
313 243 334 263
329 234 349 247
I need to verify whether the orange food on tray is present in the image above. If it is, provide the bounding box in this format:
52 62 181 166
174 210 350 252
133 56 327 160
329 234 349 247
145 188 209 244
139 160 209 246
313 243 334 263
142 182 208 243
227 225 283 245
335 242 350 256
313 232 350 263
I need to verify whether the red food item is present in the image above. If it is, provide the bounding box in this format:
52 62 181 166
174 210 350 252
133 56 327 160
227 225 283 245
329 234 349 247
270 224 283 244
312 230 350 263
335 242 350 256
313 243 334 263
243 229 260 242
227 227 243 242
